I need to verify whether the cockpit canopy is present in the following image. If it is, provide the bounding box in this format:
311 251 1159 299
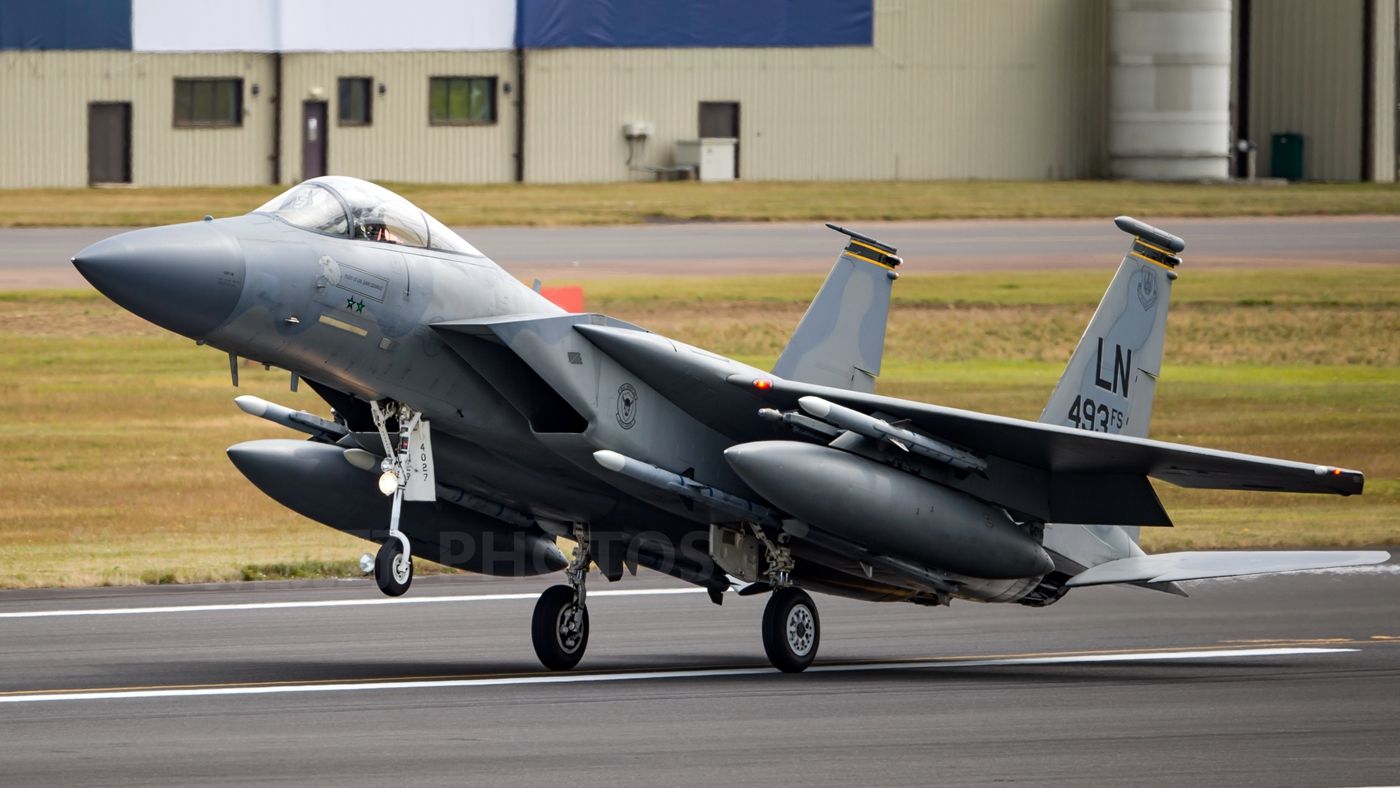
253 176 482 256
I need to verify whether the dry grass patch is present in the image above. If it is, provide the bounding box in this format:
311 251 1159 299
4 180 1400 228
1 267 1396 588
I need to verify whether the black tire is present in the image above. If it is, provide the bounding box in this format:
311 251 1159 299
374 539 413 597
532 585 589 671
762 587 820 673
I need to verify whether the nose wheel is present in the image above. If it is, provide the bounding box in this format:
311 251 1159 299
374 537 413 597
762 587 820 673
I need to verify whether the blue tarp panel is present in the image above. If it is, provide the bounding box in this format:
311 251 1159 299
517 0 872 48
0 0 132 50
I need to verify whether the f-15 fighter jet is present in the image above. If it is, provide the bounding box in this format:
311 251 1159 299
73 177 1386 672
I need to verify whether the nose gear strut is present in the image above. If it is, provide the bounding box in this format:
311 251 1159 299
369 400 428 597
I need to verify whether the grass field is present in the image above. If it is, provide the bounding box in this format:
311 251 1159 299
3 180 1400 228
1 266 1396 588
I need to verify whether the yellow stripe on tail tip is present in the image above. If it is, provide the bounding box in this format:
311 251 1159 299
1129 251 1178 271
844 240 901 269
1134 237 1176 258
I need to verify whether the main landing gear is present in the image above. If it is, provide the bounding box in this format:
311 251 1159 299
369 401 421 597
533 523 591 670
752 525 820 673
523 522 822 673
763 587 820 673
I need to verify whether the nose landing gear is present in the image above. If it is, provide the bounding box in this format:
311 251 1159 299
369 400 430 598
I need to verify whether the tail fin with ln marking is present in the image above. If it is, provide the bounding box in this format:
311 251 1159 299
1039 216 1184 439
771 224 901 394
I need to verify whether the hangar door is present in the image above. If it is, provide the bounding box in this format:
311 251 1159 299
88 103 131 185
699 101 740 178
303 101 329 180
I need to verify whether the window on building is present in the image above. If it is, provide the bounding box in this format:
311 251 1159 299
429 77 496 125
338 77 373 126
173 78 243 127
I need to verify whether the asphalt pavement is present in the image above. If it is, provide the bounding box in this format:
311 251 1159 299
4 215 1400 289
2 566 1397 787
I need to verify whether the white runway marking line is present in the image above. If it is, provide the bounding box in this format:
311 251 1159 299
0 587 708 620
0 647 1354 705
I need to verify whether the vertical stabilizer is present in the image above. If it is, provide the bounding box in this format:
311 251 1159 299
1039 216 1183 439
771 224 900 393
1040 217 1183 554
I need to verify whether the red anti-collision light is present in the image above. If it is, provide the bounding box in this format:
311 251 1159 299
753 379 774 391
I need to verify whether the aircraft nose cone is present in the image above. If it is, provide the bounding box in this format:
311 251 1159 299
73 222 245 339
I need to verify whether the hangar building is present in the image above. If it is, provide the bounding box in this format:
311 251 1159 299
0 0 1394 187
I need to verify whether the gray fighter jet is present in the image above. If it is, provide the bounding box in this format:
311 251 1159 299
73 177 1387 672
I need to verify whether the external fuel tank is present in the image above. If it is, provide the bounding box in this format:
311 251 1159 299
724 441 1052 580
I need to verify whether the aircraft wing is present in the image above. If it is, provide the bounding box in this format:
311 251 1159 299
734 375 1364 497
1066 550 1390 586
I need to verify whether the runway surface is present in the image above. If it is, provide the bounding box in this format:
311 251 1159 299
2 566 1397 787
4 214 1399 288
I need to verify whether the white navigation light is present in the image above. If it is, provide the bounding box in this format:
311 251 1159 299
378 470 398 496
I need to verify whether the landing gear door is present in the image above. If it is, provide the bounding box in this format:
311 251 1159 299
710 525 760 583
403 418 436 501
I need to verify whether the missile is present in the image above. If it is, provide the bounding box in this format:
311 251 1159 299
593 450 778 525
757 407 840 439
435 483 537 529
797 396 987 474
235 395 348 442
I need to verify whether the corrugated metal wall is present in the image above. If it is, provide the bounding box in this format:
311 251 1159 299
1249 0 1364 181
0 52 273 188
524 0 1110 183
279 52 518 184
3 0 1395 188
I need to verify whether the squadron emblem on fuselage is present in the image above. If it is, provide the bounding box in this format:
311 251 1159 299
616 383 638 429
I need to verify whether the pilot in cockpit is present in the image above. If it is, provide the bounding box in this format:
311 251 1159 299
353 205 402 245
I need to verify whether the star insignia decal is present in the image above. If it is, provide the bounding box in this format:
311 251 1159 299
345 298 365 313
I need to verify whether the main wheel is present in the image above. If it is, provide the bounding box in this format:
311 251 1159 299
374 539 413 597
762 587 820 673
532 585 589 671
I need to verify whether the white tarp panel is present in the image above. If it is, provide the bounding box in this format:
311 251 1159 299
133 0 279 51
133 0 516 52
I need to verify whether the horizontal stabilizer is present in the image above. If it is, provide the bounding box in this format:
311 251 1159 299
1066 550 1390 587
